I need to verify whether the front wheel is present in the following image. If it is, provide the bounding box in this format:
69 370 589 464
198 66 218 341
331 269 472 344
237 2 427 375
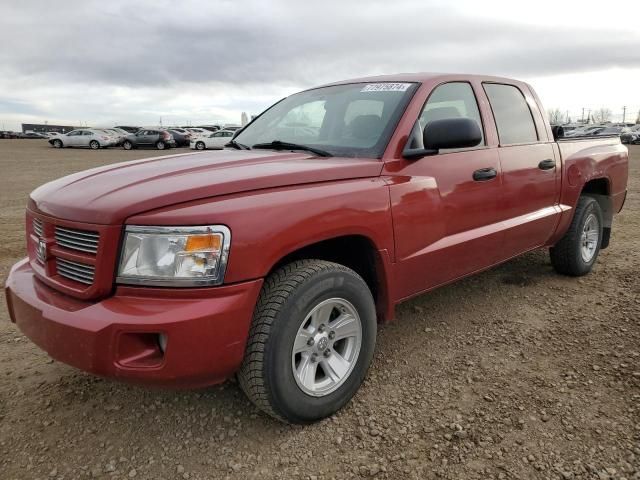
195 141 205 150
52 139 63 148
550 195 603 276
123 140 133 150
238 260 376 424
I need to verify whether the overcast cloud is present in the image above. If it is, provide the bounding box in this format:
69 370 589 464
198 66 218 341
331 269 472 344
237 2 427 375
1 0 639 129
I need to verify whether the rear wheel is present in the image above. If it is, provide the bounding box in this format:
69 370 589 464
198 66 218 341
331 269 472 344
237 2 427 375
550 196 603 276
156 141 166 150
238 260 376 424
195 141 205 150
89 140 100 149
52 139 63 148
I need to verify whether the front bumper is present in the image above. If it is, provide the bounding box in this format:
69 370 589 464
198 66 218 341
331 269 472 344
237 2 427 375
5 258 263 388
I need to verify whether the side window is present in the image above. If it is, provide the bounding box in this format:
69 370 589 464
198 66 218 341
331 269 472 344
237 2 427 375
83 131 93 136
68 130 81 136
483 83 538 145
418 82 484 148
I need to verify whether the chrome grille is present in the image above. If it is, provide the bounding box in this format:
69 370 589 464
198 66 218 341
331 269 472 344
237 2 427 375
56 258 95 285
33 218 43 238
55 226 99 254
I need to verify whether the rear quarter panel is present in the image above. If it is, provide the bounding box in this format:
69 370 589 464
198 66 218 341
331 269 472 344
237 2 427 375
548 138 628 244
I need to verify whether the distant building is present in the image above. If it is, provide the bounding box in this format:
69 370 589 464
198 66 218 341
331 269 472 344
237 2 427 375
22 123 77 134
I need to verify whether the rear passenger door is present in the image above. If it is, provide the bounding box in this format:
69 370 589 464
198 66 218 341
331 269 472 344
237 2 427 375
78 130 93 147
483 83 559 257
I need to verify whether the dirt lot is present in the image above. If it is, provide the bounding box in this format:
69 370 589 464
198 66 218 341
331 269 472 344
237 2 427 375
0 139 638 480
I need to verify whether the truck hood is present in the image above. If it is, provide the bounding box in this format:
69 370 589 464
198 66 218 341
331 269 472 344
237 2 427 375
29 150 383 224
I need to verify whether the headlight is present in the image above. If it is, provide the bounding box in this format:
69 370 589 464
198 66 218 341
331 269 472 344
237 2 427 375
117 225 231 287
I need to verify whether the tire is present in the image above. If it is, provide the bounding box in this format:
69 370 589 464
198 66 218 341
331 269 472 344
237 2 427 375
195 141 205 150
238 260 376 424
550 195 603 276
89 140 100 150
156 141 166 150
52 139 63 148
123 141 133 150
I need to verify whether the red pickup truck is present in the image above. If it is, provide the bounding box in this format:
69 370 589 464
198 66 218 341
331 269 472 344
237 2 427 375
5 73 628 423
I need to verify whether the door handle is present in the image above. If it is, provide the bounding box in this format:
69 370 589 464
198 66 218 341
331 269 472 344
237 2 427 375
538 159 556 170
473 167 497 181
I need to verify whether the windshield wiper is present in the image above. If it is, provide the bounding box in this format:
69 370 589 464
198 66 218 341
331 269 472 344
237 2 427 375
252 140 332 157
226 139 250 150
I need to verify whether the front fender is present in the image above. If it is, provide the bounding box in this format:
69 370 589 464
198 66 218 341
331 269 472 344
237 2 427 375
126 178 395 284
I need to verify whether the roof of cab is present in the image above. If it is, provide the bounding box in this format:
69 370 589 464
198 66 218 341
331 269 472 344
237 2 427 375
320 72 527 88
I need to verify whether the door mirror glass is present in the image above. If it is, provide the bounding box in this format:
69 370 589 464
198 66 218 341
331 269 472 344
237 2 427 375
423 118 482 150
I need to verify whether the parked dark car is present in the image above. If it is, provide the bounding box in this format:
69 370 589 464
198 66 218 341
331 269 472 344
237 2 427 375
621 129 640 144
115 126 141 134
594 127 623 136
122 129 176 150
168 128 192 147
20 132 48 139
197 125 221 132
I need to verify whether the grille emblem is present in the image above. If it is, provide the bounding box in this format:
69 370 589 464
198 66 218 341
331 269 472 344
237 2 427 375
37 238 48 262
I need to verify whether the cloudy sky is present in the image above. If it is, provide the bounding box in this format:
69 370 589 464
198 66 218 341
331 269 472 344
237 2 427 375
1 0 639 130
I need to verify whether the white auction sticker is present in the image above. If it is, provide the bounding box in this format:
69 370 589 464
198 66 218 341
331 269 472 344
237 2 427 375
360 83 412 92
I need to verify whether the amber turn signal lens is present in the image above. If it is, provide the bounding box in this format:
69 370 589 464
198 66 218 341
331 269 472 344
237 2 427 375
185 233 222 252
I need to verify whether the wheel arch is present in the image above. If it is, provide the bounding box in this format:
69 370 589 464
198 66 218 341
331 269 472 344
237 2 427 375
267 234 393 323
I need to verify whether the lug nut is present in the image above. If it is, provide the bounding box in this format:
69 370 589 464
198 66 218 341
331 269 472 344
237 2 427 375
323 349 331 357
307 338 315 346
318 324 325 333
328 331 335 340
311 353 318 362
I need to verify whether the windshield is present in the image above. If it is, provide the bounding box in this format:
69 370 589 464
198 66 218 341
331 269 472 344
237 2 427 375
234 82 418 158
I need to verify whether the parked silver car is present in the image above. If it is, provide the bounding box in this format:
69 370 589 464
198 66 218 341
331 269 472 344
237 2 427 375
49 129 115 149
122 129 176 150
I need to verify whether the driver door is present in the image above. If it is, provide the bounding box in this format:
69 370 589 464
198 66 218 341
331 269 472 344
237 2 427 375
386 82 504 298
65 130 82 146
136 130 151 145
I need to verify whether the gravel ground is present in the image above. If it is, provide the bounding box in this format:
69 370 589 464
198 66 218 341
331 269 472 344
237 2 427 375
0 140 638 480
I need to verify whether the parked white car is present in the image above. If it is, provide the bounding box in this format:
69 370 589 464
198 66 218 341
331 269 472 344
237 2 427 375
185 128 209 139
190 130 235 150
48 129 116 149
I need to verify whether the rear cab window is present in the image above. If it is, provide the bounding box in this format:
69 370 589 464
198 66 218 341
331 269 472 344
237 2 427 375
483 83 538 145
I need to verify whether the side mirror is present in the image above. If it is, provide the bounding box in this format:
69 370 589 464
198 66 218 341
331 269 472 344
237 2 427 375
403 117 482 160
551 125 564 140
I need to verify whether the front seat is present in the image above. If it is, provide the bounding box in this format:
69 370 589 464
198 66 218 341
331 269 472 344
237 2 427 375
348 115 383 142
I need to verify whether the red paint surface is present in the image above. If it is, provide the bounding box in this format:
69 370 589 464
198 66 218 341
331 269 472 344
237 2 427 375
5 73 629 388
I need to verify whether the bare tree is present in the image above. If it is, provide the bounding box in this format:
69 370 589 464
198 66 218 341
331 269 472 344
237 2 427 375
592 108 612 123
547 108 565 125
636 109 640 124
